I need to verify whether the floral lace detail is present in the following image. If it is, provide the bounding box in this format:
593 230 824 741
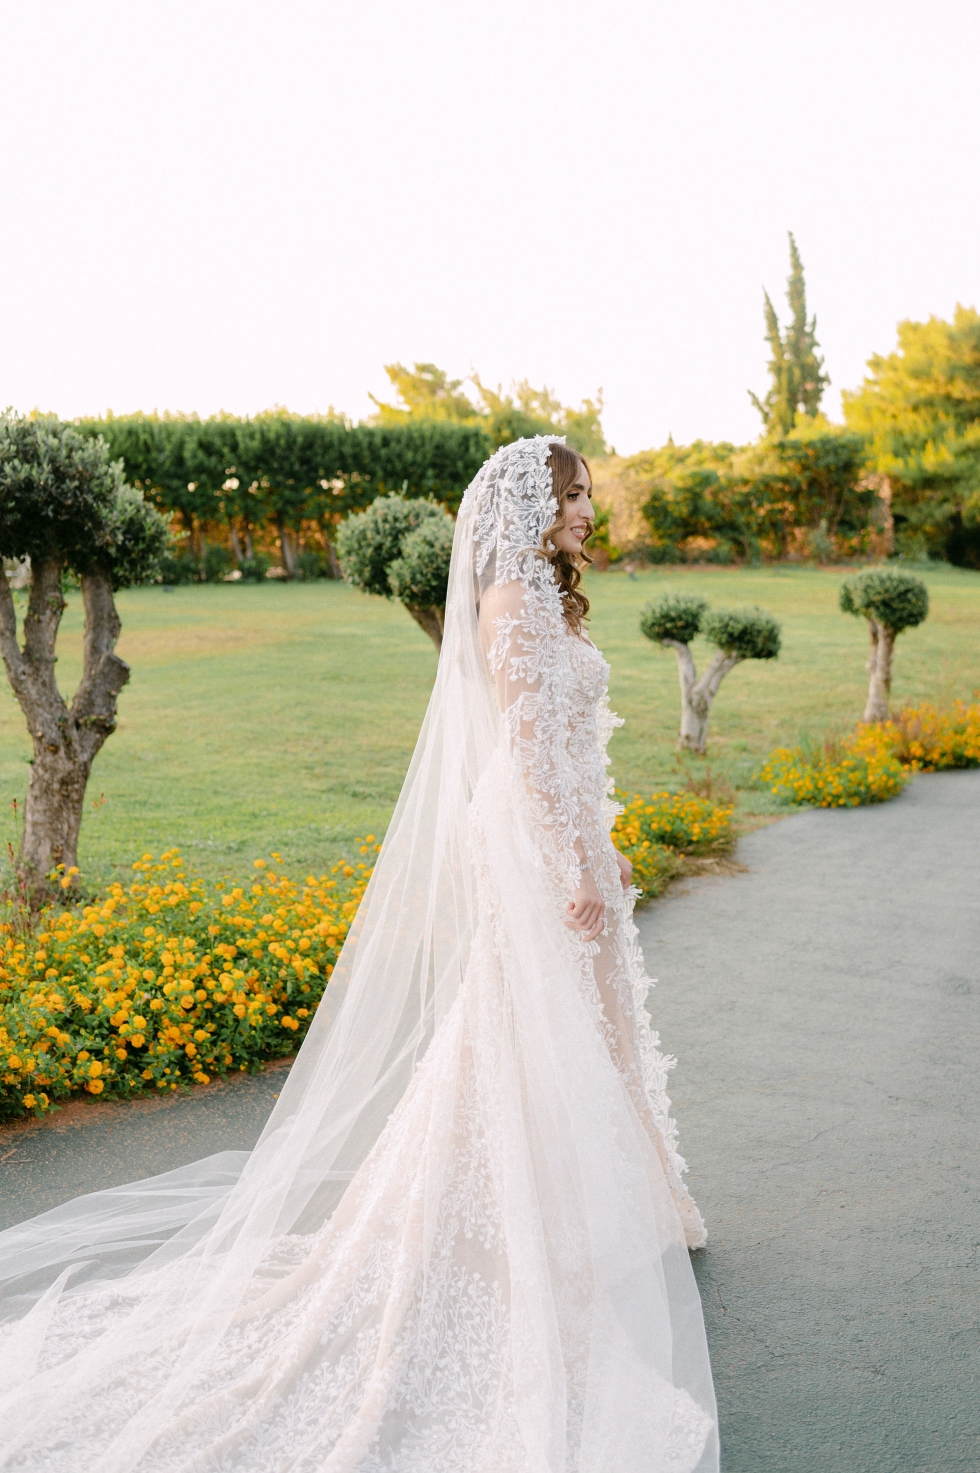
486 580 592 888
467 435 561 588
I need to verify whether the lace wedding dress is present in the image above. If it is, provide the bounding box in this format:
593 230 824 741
0 438 718 1471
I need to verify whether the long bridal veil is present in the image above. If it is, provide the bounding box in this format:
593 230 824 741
0 437 718 1472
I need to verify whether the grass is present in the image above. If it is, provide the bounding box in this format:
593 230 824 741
0 583 438 888
0 564 978 887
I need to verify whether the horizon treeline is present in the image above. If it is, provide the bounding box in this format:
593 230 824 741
52 246 980 578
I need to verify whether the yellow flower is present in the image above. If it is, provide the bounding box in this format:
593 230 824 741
87 1079 104 1094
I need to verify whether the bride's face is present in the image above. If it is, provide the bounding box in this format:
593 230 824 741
552 460 593 556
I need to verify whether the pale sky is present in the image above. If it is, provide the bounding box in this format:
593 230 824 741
2 0 978 455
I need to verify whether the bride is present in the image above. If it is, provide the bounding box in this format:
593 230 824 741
0 436 718 1471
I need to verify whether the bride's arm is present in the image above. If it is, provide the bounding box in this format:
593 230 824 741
611 847 632 891
567 840 606 941
480 578 605 942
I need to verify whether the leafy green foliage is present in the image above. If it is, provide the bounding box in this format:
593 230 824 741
701 606 781 660
749 233 829 435
640 594 708 645
0 412 120 566
0 412 168 580
238 552 271 583
369 363 477 425
842 305 980 564
370 362 609 457
102 484 172 589
388 515 455 610
839 569 929 633
78 414 492 533
336 496 447 601
640 593 780 660
637 428 873 561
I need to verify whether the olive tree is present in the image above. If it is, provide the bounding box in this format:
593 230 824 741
840 569 928 722
0 413 170 892
641 593 781 753
336 495 455 651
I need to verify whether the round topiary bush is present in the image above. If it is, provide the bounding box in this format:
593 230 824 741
337 494 454 649
700 606 782 661
639 593 708 646
388 516 455 611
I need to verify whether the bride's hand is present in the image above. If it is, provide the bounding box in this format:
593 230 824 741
614 848 632 891
565 869 605 942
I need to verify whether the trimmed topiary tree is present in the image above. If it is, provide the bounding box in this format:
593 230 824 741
0 412 170 893
641 594 781 753
387 516 456 649
336 495 455 650
839 569 929 722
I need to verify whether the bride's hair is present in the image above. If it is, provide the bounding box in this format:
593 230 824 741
541 441 594 633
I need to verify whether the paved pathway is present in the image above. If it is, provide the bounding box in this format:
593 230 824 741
1 771 977 1470
0 1064 290 1230
640 769 980 1472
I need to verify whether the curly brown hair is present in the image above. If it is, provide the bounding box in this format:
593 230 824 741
540 442 594 634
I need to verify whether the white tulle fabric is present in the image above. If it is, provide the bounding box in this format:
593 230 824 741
0 437 717 1471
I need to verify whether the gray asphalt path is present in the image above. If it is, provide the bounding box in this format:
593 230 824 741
1 771 977 1470
641 769 980 1473
0 1063 291 1231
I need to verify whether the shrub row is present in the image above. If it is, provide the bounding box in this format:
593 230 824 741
0 848 376 1123
79 414 489 562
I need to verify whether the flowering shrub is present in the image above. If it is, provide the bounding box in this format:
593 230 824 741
885 700 980 771
613 790 735 895
0 847 376 1123
759 726 906 808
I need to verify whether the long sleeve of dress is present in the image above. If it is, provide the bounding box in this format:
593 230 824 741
479 577 586 883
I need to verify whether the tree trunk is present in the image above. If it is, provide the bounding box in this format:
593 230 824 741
0 561 130 894
405 604 444 652
863 618 894 722
319 521 341 579
229 522 242 564
276 516 295 577
662 639 742 755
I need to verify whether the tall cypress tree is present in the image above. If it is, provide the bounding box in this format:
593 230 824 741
750 233 829 435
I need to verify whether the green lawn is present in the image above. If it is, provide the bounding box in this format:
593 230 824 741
1 565 978 887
